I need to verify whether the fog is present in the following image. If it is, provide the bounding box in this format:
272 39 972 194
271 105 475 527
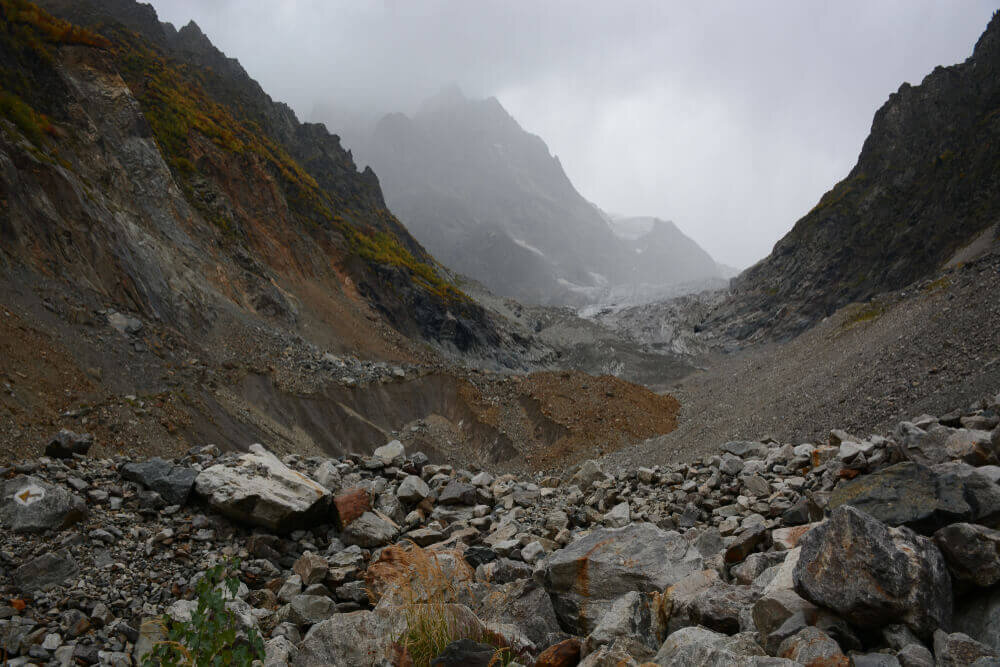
148 1 997 268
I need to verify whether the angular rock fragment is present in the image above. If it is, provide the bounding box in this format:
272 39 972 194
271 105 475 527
120 458 197 505
194 444 330 532
828 461 1000 533
541 522 702 635
793 505 952 638
0 476 87 533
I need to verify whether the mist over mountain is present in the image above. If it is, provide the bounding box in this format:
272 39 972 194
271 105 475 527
320 87 723 306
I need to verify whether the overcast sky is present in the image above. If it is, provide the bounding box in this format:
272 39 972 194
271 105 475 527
148 1 997 268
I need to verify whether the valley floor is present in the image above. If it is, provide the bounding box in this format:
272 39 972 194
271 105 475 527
609 244 1000 471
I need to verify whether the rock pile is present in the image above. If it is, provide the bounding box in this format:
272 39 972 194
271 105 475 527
1 393 999 665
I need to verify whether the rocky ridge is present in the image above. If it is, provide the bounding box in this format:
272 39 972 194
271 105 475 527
699 10 1000 344
2 392 1000 665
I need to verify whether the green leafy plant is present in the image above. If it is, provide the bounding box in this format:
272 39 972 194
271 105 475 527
142 559 264 667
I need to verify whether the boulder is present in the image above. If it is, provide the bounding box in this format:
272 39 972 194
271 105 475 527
932 630 1000 666
45 430 93 458
438 480 477 506
776 626 846 665
662 569 721 634
535 638 581 667
293 607 405 666
578 641 638 666
828 461 1000 533
652 625 795 666
292 552 329 586
472 578 561 648
603 501 630 528
264 636 298 667
294 604 484 667
194 444 330 532
120 458 197 505
541 523 703 635
333 487 371 529
724 524 769 563
342 511 398 548
933 522 1000 587
396 475 431 503
286 594 336 626
793 505 952 638
571 460 609 490
0 476 87 533
896 643 934 667
583 591 664 661
373 439 405 464
13 549 79 591
688 582 756 635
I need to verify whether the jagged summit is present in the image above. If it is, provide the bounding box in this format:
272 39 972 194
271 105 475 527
701 9 1000 342
335 90 723 306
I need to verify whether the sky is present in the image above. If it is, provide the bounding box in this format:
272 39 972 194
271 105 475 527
148 1 998 269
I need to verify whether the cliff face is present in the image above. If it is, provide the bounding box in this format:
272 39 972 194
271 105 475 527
711 11 1000 340
0 0 507 355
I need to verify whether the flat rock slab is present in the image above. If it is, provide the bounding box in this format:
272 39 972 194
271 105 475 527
194 444 330 533
14 549 79 591
793 505 952 639
828 461 1000 533
541 522 703 635
0 476 87 533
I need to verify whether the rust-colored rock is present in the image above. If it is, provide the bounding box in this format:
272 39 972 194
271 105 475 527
333 487 371 530
534 638 582 667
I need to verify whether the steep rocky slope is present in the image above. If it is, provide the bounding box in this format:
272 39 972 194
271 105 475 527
332 87 722 306
8 0 504 353
702 10 1000 343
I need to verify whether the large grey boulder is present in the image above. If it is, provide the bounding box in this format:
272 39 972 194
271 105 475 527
14 549 80 591
294 604 484 666
933 629 1000 666
775 626 846 665
120 458 197 505
194 444 330 532
828 461 1000 533
793 505 952 638
396 475 430 503
652 625 795 666
342 511 399 548
0 476 87 533
934 522 1000 587
583 591 664 661
541 522 703 635
472 579 561 648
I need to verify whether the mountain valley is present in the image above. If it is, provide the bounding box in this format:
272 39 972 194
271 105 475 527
1 2 1000 666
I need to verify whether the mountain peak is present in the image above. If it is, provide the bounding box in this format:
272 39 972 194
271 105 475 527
418 84 468 113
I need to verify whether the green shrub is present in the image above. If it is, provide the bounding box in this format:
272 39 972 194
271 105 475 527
142 559 264 667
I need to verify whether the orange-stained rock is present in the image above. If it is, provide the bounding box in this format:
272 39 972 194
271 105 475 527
333 487 371 530
534 638 581 667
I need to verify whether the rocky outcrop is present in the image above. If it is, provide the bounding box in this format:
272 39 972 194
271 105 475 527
703 12 1000 343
